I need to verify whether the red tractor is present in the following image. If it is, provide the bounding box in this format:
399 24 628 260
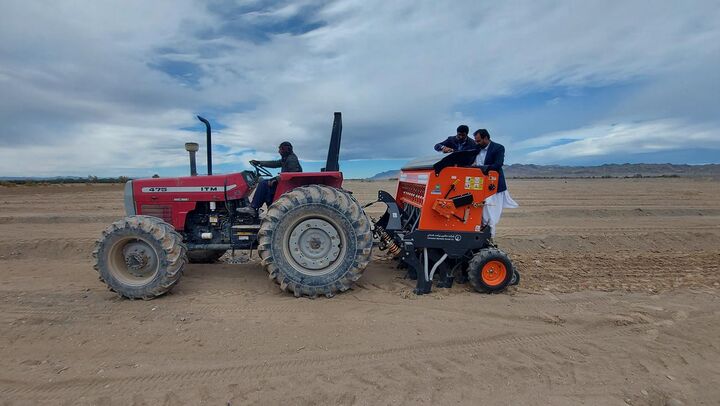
94 113 517 299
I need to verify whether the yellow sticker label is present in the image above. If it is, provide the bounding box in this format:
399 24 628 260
464 176 483 190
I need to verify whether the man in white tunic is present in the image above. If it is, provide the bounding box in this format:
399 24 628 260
472 129 518 243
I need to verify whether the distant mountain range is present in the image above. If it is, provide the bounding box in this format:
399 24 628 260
368 163 720 180
368 170 402 180
0 176 85 180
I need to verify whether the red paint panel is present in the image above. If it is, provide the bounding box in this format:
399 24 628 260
273 171 344 200
132 173 251 230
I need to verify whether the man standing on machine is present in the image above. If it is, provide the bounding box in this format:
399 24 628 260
434 125 476 153
248 141 302 214
472 129 518 243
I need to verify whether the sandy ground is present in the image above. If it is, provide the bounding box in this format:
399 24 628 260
1 178 719 405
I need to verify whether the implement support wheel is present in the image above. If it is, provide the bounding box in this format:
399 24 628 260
467 248 515 293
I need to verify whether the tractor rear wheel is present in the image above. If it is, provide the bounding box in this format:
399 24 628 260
258 185 373 297
187 249 226 264
467 248 514 293
93 215 186 299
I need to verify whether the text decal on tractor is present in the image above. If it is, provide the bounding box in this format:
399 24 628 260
140 185 237 193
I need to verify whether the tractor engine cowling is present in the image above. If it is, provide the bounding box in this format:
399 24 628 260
130 172 256 230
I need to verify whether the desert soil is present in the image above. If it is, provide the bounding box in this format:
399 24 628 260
1 178 719 405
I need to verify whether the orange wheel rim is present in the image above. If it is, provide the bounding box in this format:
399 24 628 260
481 260 507 286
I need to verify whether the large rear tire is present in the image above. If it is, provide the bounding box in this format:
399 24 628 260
467 248 514 293
258 185 373 297
93 215 186 299
187 249 226 264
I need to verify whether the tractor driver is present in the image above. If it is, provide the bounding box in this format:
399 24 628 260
434 125 476 153
248 141 303 215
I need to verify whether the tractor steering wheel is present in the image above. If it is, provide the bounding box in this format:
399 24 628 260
250 161 273 177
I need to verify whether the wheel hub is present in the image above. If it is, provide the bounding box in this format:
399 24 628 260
288 218 342 272
122 241 158 278
481 260 507 286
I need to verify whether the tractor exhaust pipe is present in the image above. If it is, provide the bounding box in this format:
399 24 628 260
323 112 342 172
185 142 199 176
197 116 212 175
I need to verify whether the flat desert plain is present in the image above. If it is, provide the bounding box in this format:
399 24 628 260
1 178 719 405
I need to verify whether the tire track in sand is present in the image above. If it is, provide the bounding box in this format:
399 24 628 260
0 289 627 326
501 225 720 236
0 320 660 400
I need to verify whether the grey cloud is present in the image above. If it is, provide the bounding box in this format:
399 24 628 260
610 53 720 124
206 0 720 160
522 120 720 164
1 0 719 176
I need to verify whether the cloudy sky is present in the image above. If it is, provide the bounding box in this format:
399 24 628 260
1 0 719 178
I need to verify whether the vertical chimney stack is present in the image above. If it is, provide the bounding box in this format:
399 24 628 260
196 116 212 175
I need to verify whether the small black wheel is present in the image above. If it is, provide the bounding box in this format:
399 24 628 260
467 248 514 293
93 215 186 299
187 249 226 264
510 269 520 286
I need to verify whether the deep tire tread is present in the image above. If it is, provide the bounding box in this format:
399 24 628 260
258 185 372 298
467 247 515 294
94 215 187 300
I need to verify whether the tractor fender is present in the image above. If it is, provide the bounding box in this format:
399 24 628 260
272 171 343 201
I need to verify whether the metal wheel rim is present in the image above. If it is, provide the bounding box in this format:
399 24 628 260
481 260 507 286
285 215 346 276
107 236 160 286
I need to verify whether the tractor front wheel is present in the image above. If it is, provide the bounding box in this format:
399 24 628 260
258 185 373 297
93 215 186 299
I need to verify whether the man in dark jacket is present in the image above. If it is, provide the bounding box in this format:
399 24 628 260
249 141 302 212
434 125 476 153
472 129 518 240
472 129 506 193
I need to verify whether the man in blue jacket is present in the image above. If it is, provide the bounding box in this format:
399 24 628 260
472 129 518 242
434 125 476 153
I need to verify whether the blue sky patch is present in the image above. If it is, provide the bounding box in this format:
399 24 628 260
198 1 327 43
455 82 644 139
148 60 203 86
